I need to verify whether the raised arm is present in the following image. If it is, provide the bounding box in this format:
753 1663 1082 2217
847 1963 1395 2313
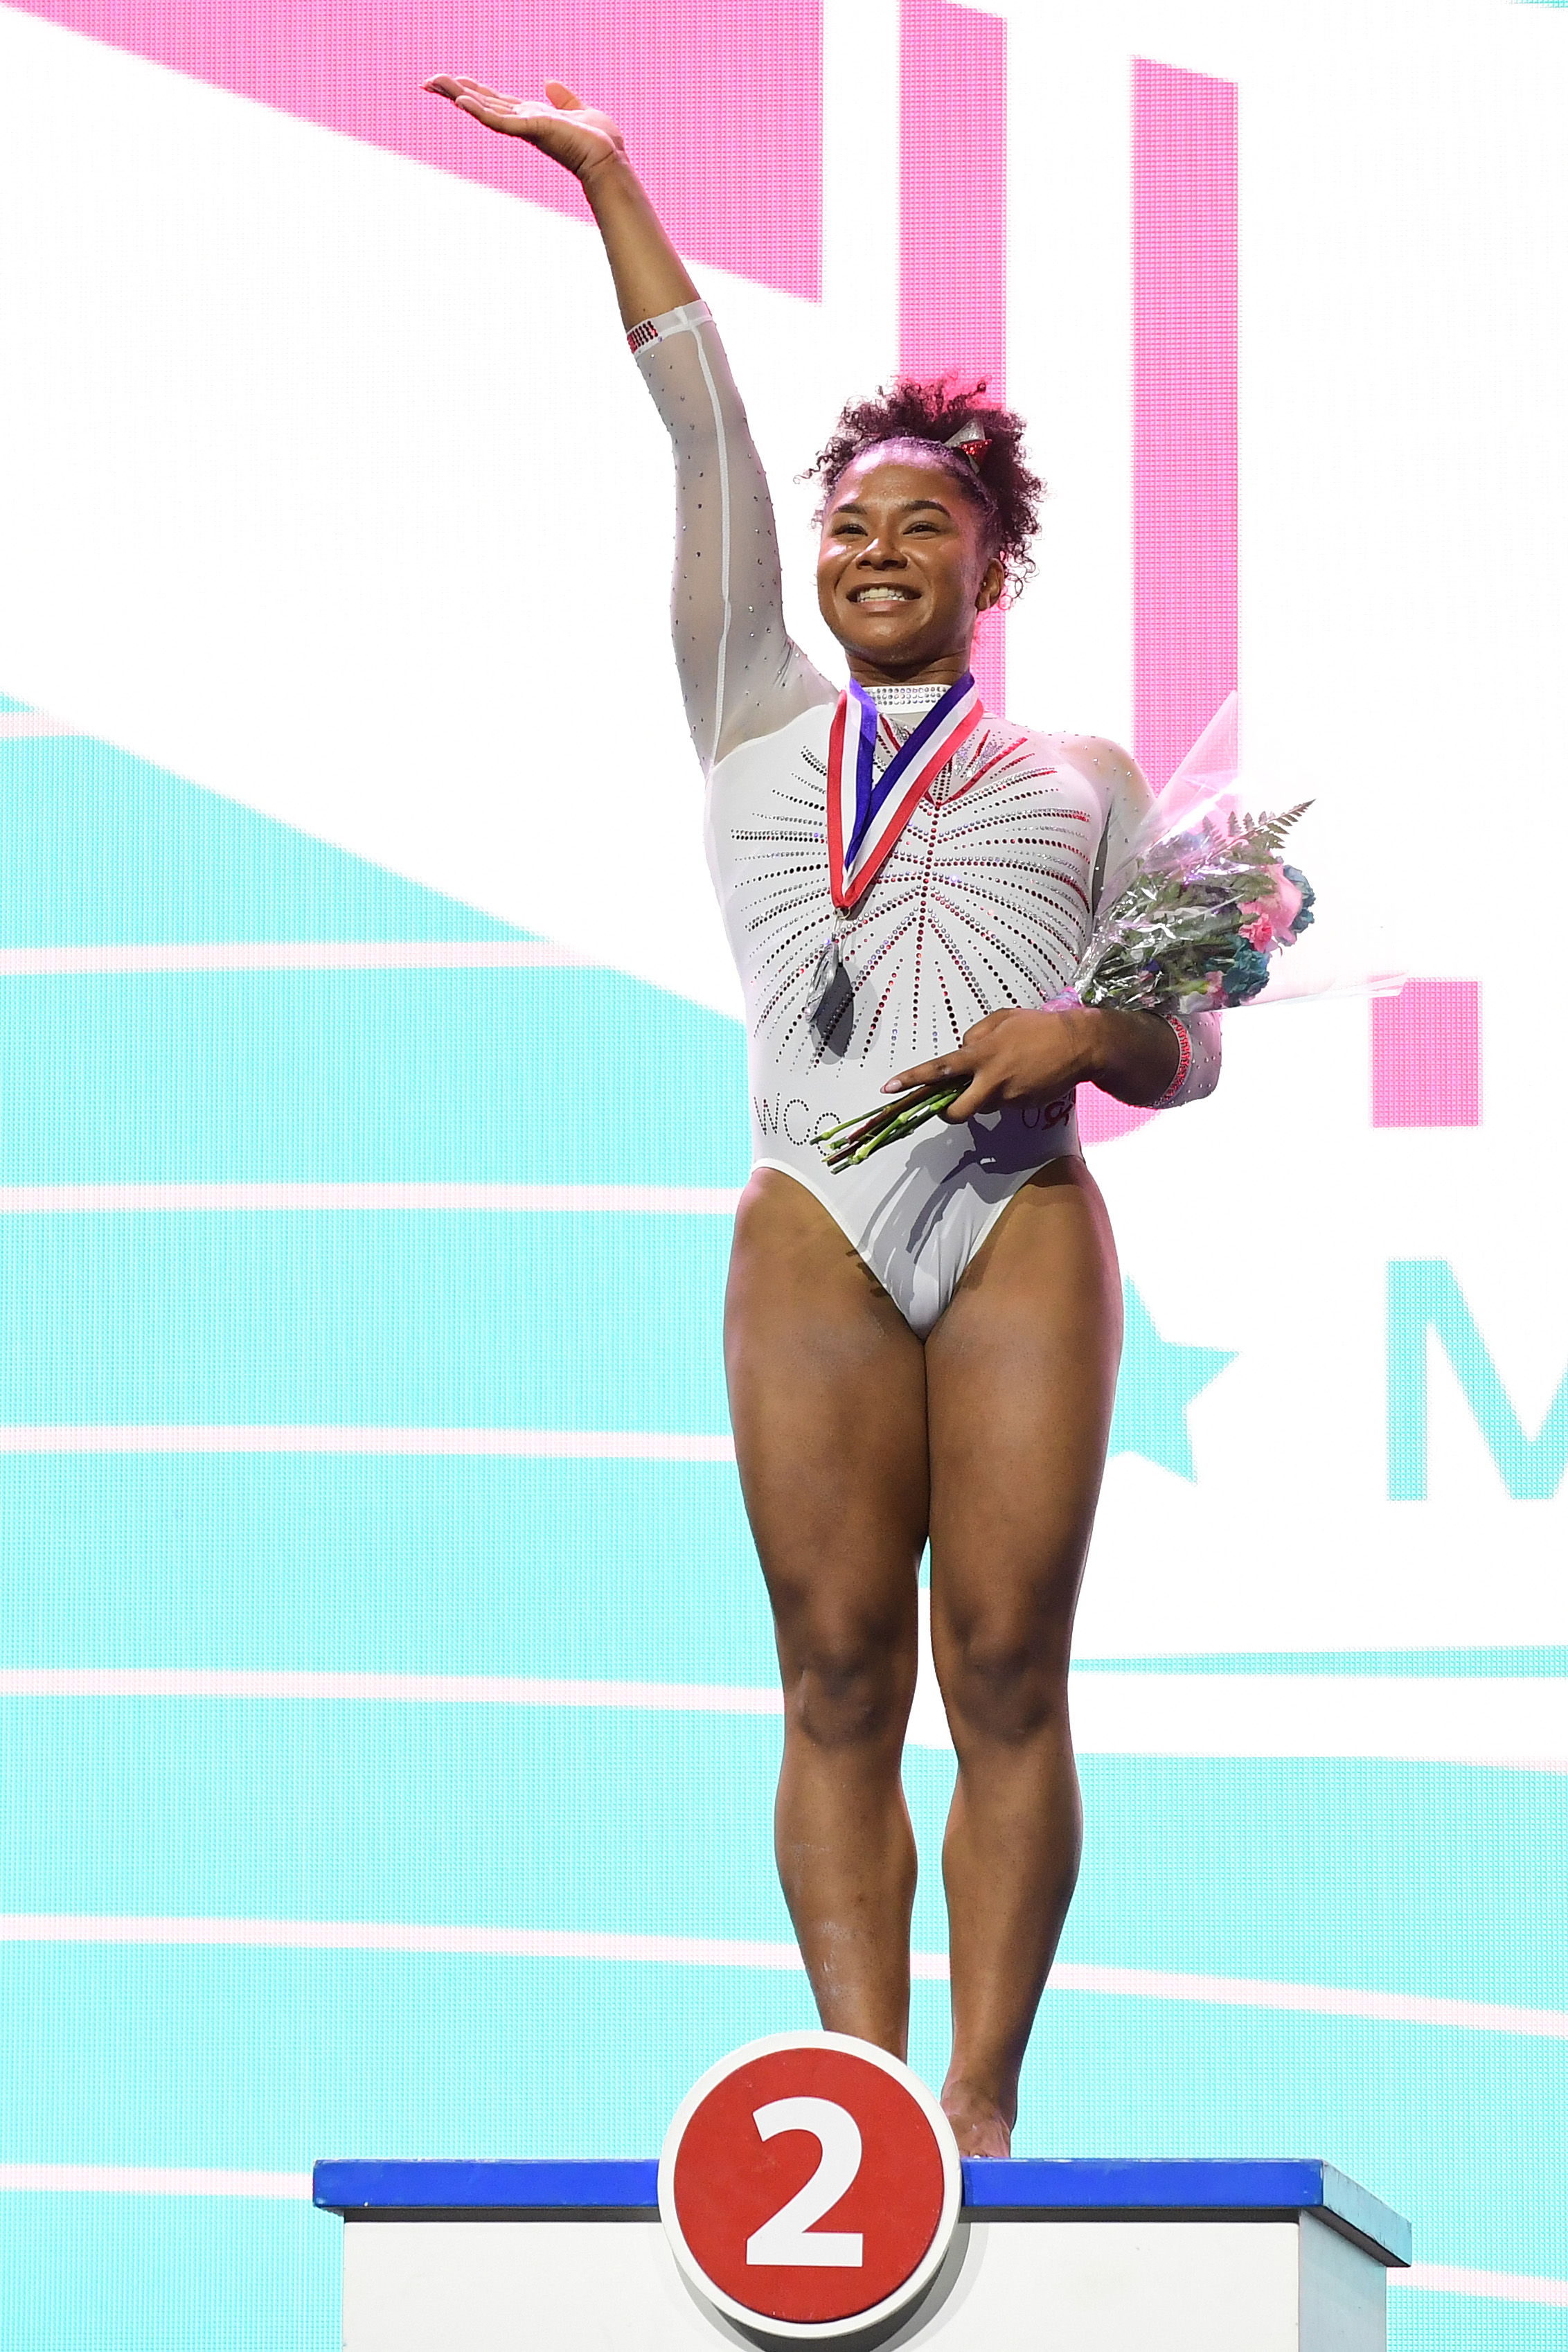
424 77 832 769
424 77 693 326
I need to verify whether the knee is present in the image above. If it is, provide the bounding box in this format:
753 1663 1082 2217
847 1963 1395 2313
936 1612 1067 1747
780 1612 914 1752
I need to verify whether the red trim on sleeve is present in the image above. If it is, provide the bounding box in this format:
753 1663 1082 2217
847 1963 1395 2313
1153 1015 1193 1107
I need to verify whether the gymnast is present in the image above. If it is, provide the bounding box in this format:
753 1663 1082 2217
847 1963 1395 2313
425 75 1219 2155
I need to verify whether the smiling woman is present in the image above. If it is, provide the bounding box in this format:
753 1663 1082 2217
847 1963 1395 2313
425 71 1220 2157
816 456 1003 686
807 373 1044 640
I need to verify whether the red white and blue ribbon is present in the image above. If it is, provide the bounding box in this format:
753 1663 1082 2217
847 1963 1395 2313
826 673 984 911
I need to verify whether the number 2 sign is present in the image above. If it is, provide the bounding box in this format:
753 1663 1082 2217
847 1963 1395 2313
658 2033 961 2337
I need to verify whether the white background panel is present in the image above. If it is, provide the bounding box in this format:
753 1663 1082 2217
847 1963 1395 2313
1 0 1565 1663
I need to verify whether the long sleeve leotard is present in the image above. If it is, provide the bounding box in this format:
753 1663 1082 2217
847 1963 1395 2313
632 300 1220 1335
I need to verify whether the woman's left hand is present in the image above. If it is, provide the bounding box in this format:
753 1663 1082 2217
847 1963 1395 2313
883 1005 1095 1123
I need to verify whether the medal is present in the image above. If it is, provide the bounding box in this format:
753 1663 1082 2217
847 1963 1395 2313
807 673 984 1032
810 929 845 1006
828 672 983 911
805 925 848 1033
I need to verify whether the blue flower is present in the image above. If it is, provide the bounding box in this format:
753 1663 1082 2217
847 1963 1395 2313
1283 863 1315 936
1222 942 1272 1004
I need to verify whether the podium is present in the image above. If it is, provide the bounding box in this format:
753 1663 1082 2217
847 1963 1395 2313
315 2155 1411 2350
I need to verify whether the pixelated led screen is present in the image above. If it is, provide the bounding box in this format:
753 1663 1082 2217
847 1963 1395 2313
0 2 1565 2345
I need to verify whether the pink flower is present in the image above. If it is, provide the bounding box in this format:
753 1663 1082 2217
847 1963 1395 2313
1239 864 1303 950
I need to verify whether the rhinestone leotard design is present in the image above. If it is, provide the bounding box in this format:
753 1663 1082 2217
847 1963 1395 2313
634 302 1220 1335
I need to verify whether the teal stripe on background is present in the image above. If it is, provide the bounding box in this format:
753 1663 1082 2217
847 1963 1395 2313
0 1700 792 1953
3 1452 1560 1691
0 734 533 945
0 1211 733 1432
0 693 31 715
0 1455 770 1686
0 1939 819 2171
1390 2292 1568 2352
0 1704 1562 2018
1076 1648 1568 1678
1011 1988 1568 2296
0 1226 1240 1463
0 970 747 1189
0 1944 1562 2288
1061 1754 1568 2016
0 2194 337 2352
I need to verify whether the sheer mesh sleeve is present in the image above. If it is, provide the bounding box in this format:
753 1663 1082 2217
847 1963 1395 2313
1073 732 1222 1110
630 301 834 773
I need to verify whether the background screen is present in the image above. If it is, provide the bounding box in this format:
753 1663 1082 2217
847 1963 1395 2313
0 2 1565 2345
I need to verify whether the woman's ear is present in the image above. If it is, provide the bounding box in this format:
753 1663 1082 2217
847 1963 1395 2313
976 557 1006 614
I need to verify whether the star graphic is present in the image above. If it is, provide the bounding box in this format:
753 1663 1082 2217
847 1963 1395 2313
1108 1283 1237 1481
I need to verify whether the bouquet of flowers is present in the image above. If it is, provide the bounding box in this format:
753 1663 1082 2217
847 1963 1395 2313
1067 800 1314 1015
820 698 1316 1172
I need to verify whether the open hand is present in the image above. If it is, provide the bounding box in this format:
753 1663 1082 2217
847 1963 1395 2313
422 76 625 181
883 1005 1094 1123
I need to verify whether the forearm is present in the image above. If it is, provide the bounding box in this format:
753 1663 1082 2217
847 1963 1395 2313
580 152 697 327
888 1001 1220 1125
1071 1006 1181 1106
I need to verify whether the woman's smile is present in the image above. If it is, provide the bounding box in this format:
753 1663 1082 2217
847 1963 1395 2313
817 452 1002 682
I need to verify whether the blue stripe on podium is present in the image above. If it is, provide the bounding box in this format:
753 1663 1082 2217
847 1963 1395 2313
312 2156 1411 2265
961 2158 1411 2263
314 2158 661 2211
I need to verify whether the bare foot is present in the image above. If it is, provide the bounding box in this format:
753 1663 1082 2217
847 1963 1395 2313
941 2091 1012 2159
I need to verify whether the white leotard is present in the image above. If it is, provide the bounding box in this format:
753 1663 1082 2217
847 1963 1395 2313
633 300 1220 1336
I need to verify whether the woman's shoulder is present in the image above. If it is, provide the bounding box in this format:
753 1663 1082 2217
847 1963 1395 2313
1044 731 1150 796
983 724 1150 801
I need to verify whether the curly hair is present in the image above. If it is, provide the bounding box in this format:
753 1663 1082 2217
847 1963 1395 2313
803 376 1044 597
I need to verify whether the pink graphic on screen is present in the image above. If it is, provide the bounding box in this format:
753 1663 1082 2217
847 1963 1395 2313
1132 57 1238 797
1372 981 1481 1129
899 0 1007 717
8 0 822 300
1077 1089 1161 1147
1080 59 1238 1150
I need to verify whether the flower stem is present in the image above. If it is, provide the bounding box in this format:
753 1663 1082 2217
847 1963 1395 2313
821 1084 961 1170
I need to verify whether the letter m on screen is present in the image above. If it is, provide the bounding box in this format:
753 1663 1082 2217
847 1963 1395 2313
1387 1260 1568 1501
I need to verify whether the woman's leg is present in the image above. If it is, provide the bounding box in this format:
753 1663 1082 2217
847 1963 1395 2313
924 1158 1123 2153
725 1169 930 2055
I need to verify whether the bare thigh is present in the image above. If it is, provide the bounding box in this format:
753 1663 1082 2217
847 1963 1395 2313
926 1157 1123 1715
724 1169 929 1686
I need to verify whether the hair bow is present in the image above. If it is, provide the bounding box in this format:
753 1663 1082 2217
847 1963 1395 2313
943 420 992 467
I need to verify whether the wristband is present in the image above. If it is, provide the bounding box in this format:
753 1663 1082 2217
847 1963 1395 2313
627 299 713 355
1152 1015 1193 1107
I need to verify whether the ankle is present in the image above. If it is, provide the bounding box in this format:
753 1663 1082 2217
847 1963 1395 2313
940 2082 1013 2159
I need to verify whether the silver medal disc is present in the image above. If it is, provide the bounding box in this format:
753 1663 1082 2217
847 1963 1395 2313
807 932 848 1030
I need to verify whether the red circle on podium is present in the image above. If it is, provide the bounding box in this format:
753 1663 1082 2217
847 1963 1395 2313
659 2032 961 2339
